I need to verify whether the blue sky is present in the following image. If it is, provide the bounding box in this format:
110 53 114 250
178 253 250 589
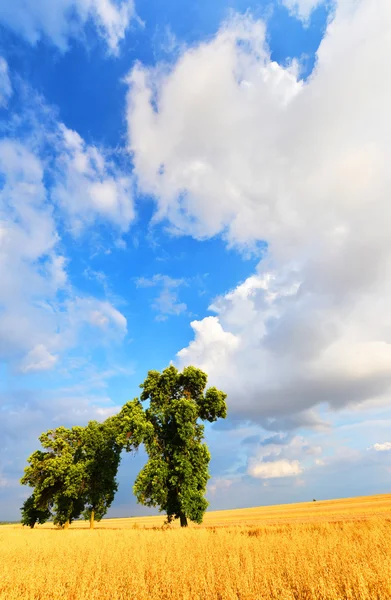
1 0 391 521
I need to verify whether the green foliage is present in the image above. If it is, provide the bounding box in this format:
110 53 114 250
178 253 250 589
110 399 152 451
79 419 123 523
21 495 51 528
133 365 227 526
20 365 226 530
21 426 84 526
20 419 127 527
53 494 85 527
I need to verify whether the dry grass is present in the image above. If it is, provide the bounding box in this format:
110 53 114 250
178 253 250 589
1 494 391 600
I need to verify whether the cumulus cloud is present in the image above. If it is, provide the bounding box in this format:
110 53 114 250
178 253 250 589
127 0 391 429
136 274 187 320
0 57 12 107
247 435 320 479
249 459 302 479
178 316 240 372
0 0 135 54
370 443 391 452
203 413 391 509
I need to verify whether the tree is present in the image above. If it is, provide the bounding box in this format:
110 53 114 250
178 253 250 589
21 494 51 528
20 416 142 529
20 365 225 529
132 365 227 527
21 426 86 528
80 419 124 529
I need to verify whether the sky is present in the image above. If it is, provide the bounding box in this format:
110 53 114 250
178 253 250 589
1 0 391 521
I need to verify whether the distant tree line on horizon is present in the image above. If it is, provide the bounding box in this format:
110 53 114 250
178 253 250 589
20 366 227 529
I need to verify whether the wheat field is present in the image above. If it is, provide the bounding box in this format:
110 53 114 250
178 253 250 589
1 494 391 600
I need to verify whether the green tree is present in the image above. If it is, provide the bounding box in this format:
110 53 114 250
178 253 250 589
20 415 143 529
132 365 227 527
111 398 151 452
21 494 51 528
21 426 86 528
79 404 152 528
80 419 124 529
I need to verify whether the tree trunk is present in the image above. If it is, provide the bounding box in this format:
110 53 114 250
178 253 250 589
90 510 95 530
63 520 70 530
179 513 188 527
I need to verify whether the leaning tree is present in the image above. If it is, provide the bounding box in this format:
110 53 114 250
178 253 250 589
21 421 126 529
20 404 149 530
21 426 87 528
20 365 227 529
131 365 227 527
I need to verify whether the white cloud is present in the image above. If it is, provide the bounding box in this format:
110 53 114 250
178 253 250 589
281 0 327 21
0 137 128 371
53 125 135 233
177 269 391 427
0 139 60 365
127 0 391 428
136 274 187 320
178 316 239 371
0 0 135 54
0 57 12 107
70 297 128 336
20 344 58 373
0 74 134 374
370 443 391 452
208 477 234 496
249 458 302 479
247 435 318 479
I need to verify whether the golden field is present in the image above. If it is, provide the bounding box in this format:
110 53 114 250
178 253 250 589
1 494 391 600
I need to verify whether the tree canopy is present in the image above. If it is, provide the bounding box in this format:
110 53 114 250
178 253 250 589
76 420 123 528
20 365 227 529
134 365 227 526
21 426 84 527
21 494 51 528
20 420 124 528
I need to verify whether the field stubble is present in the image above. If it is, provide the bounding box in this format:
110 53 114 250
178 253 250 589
1 494 391 600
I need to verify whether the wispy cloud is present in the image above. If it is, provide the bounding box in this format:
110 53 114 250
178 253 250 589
281 0 327 22
0 0 135 54
0 74 132 374
0 57 12 107
136 274 187 320
53 125 135 234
